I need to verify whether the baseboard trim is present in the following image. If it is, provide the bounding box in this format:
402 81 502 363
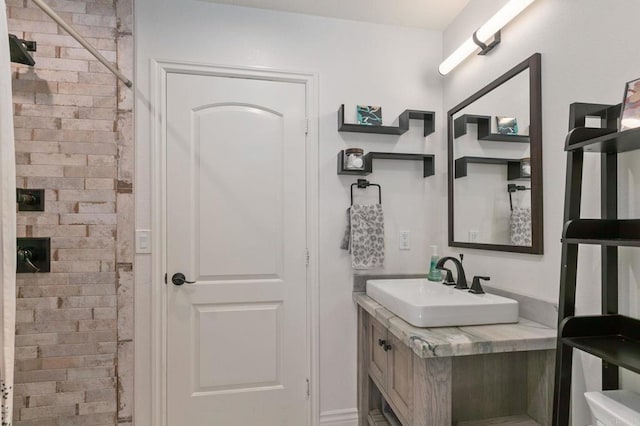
319 408 358 425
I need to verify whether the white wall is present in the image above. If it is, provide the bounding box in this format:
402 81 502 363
134 2 444 423
443 0 640 424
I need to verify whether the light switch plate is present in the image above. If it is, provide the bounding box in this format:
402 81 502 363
136 229 152 254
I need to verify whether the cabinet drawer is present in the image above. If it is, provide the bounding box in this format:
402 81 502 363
368 317 388 387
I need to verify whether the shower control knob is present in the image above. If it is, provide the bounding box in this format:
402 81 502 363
171 273 196 286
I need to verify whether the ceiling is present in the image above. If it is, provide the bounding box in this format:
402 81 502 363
200 0 471 30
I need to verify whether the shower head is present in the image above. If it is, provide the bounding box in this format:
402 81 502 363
8 34 36 66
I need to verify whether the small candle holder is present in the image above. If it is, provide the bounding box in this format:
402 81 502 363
520 157 531 177
343 148 365 171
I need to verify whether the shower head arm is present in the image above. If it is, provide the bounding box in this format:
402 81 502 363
29 0 133 88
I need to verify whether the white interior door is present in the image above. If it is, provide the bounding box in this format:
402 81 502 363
165 72 309 425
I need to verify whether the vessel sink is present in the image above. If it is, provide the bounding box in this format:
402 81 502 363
366 279 519 327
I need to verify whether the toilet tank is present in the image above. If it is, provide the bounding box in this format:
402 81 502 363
585 390 640 426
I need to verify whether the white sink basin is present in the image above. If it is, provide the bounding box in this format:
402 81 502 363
366 278 519 327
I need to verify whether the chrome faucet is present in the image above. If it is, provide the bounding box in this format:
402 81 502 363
435 256 468 290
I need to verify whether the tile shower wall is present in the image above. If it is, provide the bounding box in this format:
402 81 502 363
8 0 133 424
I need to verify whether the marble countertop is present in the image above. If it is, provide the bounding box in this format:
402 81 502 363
354 292 557 359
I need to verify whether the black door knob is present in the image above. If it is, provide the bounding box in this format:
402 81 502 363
171 273 196 286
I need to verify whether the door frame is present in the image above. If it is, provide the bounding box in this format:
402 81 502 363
147 59 319 426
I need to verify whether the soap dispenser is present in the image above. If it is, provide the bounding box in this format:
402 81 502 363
427 245 443 282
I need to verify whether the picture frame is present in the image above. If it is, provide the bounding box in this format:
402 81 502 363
357 105 382 126
620 77 640 131
496 116 518 135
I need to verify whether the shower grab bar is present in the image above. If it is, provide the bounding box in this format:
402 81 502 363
30 0 133 88
350 179 382 205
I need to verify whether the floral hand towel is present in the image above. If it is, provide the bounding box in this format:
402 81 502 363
349 204 385 269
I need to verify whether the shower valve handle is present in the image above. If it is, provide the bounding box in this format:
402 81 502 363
171 273 196 286
17 248 40 273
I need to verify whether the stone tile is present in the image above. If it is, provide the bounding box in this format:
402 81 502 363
117 341 133 377
85 387 116 403
116 33 133 84
117 374 133 420
13 382 57 397
115 0 132 34
116 264 133 341
77 400 117 415
56 377 116 393
27 391 84 407
19 404 76 420
9 0 133 423
116 144 133 184
116 193 133 262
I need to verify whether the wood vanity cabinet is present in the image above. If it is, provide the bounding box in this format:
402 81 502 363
367 318 413 423
361 313 450 425
357 305 555 426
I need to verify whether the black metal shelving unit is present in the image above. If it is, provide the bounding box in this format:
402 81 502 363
553 102 640 425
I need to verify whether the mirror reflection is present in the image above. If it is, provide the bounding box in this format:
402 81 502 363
448 53 542 254
453 70 531 246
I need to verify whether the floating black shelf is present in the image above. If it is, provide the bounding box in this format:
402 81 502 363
560 315 640 375
454 114 530 143
337 150 435 178
454 156 528 180
562 219 640 247
337 105 435 137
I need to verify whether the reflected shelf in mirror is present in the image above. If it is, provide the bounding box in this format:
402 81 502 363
454 156 530 180
454 114 530 143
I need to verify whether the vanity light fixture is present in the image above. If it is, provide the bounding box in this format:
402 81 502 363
438 0 536 75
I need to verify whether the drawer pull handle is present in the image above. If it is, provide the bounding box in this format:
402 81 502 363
383 343 392 352
378 339 386 347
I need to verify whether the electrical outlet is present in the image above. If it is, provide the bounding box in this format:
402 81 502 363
469 230 479 243
399 230 410 250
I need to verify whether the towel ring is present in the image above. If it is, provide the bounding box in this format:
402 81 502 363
351 179 382 205
507 183 530 211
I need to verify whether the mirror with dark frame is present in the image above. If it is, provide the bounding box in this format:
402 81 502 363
447 53 543 254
